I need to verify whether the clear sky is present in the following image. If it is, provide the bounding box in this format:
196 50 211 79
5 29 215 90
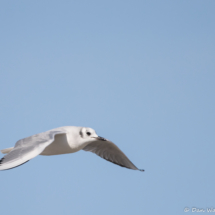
0 1 214 215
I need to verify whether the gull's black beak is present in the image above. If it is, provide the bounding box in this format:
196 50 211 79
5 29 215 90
95 136 107 141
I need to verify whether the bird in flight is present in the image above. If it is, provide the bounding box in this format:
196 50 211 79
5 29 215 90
0 126 144 171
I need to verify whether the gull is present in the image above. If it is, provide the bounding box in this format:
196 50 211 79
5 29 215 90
0 126 144 171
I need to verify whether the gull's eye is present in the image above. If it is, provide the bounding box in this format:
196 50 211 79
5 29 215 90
86 132 91 136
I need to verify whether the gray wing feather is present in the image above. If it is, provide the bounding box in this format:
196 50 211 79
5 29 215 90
83 140 143 171
0 130 65 170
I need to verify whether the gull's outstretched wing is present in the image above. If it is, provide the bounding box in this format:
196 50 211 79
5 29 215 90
82 140 144 171
0 130 66 170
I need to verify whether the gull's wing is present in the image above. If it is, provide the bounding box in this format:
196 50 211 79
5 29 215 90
0 130 66 170
82 140 144 171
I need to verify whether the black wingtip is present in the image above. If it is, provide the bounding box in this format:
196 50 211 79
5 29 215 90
139 169 145 172
0 157 5 165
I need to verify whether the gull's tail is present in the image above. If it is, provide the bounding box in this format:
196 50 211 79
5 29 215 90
1 147 14 154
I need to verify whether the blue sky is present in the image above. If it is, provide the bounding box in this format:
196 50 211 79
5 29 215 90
0 1 214 214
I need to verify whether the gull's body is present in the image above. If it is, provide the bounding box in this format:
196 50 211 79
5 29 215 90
0 126 143 171
40 126 89 155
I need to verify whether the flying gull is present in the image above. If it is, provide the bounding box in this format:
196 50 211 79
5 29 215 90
0 126 144 171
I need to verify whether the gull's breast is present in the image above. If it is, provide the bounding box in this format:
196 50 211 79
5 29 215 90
40 133 75 156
